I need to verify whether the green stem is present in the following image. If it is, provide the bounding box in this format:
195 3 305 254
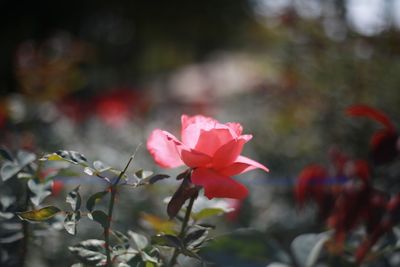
105 155 134 267
168 195 196 267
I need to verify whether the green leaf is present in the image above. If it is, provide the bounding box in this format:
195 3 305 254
117 263 131 267
84 161 112 177
49 168 80 180
90 210 109 229
151 234 182 249
112 230 129 241
0 150 37 181
111 230 130 246
69 239 106 266
112 246 138 263
41 150 87 165
0 211 14 220
0 150 36 181
134 174 170 187
0 195 16 210
64 211 81 235
0 148 13 161
40 153 63 161
196 223 216 229
28 179 52 206
17 172 33 179
17 206 61 222
184 229 209 249
141 251 159 264
149 174 170 184
181 248 202 260
128 231 149 251
291 232 331 267
16 150 36 167
93 161 111 172
67 186 81 211
0 231 24 244
86 191 108 212
135 169 153 179
192 208 225 221
1 161 21 181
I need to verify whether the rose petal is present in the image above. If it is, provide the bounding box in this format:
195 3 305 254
191 168 248 199
218 155 269 176
194 128 234 156
225 122 243 137
158 130 212 168
181 115 219 148
181 121 202 148
179 148 212 168
147 129 184 168
212 135 252 168
181 114 218 130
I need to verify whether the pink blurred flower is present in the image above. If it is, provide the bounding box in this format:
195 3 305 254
147 115 269 199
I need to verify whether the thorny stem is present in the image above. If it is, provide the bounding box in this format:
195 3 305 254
168 194 197 267
105 155 134 267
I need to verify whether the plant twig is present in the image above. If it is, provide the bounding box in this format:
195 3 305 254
168 194 196 267
104 155 134 267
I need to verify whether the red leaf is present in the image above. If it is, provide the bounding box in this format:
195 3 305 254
346 105 395 131
295 165 328 206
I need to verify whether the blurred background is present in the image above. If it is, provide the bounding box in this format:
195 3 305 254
1 0 400 266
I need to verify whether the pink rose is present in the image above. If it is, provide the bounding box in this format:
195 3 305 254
147 115 269 199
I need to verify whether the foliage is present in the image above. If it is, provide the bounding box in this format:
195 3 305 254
275 105 400 267
0 147 240 267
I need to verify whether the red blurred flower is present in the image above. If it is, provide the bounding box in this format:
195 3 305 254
295 151 376 245
51 180 64 196
295 164 341 222
94 89 139 128
355 193 400 263
57 96 89 123
295 149 400 262
327 175 371 242
347 105 399 164
147 115 269 199
57 88 147 127
296 106 400 263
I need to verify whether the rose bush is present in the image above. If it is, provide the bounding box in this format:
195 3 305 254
147 114 268 199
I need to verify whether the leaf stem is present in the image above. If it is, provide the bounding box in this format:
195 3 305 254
104 155 134 267
168 194 196 267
